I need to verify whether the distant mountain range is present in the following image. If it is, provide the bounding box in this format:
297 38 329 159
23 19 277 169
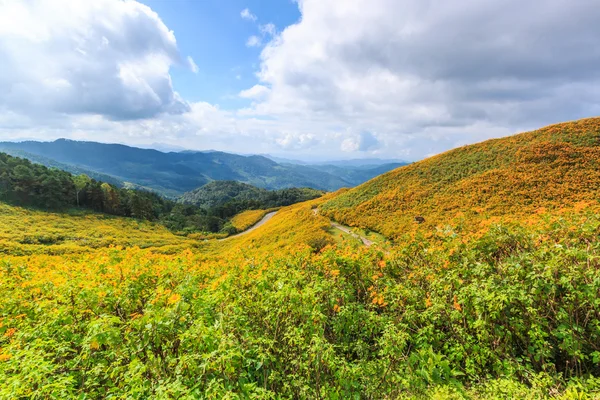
262 155 407 167
0 139 407 197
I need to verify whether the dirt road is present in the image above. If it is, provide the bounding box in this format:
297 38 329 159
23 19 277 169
312 208 373 246
219 211 277 241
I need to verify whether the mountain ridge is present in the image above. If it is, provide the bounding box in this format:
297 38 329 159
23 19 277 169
0 139 403 196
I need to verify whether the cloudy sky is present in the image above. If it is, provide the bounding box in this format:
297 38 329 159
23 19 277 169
0 0 599 161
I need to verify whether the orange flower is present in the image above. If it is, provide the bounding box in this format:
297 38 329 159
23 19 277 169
425 295 432 308
453 295 462 312
4 328 16 338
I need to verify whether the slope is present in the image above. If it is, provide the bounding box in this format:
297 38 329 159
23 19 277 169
320 117 600 239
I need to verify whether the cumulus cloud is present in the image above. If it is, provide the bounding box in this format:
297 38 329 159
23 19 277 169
2 0 600 161
240 8 257 22
259 23 276 37
341 132 380 152
239 0 600 157
0 0 190 120
276 133 319 150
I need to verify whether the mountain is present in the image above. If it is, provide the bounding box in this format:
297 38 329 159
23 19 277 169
262 154 407 167
321 117 600 239
307 163 406 186
0 139 356 196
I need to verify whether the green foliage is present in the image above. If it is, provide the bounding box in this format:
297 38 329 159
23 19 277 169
0 153 318 236
180 180 323 212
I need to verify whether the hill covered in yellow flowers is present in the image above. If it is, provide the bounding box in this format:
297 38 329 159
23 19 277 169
320 117 600 239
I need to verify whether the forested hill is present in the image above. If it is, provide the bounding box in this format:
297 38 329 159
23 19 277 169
0 152 171 219
321 117 600 239
0 153 324 235
0 139 387 195
179 181 323 208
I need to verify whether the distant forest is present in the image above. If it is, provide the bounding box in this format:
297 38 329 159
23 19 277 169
0 153 323 234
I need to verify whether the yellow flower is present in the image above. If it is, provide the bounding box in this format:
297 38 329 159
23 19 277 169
167 293 181 305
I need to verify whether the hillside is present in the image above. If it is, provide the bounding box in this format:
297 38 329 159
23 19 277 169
321 118 600 239
0 140 399 195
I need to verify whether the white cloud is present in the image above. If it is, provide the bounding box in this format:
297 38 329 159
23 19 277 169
0 0 191 120
2 0 600 161
187 56 199 73
238 0 600 158
246 35 262 47
239 85 270 100
259 23 276 37
240 8 257 22
340 132 380 152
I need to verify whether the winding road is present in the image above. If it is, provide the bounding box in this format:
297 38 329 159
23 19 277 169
330 222 374 246
219 208 374 247
219 211 277 241
312 208 373 246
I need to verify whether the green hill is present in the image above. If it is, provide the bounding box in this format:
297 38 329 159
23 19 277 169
179 180 323 209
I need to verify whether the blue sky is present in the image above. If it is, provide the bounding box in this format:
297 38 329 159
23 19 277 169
0 0 599 161
140 0 300 109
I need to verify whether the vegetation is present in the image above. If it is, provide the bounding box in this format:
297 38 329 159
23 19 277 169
0 203 195 256
1 118 600 398
179 180 323 209
1 202 599 398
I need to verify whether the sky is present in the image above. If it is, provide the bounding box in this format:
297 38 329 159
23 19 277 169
0 0 599 161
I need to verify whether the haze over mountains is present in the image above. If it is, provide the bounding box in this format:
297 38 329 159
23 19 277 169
0 139 406 197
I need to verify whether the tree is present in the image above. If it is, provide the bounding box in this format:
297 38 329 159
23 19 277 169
73 174 91 207
101 182 120 214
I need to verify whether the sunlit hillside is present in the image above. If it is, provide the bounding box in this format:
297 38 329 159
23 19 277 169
321 118 600 239
0 203 196 256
